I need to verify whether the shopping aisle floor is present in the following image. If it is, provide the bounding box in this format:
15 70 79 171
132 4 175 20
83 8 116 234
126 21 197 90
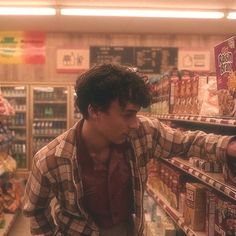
8 211 31 236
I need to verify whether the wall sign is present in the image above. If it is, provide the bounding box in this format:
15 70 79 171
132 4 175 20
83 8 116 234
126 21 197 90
57 48 89 73
90 46 178 74
133 47 177 73
178 50 210 71
0 31 45 64
90 46 134 67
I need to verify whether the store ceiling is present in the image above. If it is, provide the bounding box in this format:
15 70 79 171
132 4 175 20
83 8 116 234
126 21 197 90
0 0 235 35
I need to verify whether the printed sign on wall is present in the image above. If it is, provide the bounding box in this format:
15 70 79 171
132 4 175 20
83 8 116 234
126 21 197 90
57 49 89 73
0 31 45 64
90 46 178 74
178 50 210 71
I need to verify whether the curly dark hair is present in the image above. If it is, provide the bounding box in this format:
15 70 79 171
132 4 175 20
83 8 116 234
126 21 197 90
75 63 151 119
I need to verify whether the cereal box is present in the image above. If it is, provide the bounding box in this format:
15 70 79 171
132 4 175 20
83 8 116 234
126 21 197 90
184 182 207 231
214 36 236 116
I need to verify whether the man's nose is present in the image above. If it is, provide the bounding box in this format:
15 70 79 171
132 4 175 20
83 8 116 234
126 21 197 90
129 117 139 130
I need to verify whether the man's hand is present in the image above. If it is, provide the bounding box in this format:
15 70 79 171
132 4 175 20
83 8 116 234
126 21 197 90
226 140 236 177
227 140 236 157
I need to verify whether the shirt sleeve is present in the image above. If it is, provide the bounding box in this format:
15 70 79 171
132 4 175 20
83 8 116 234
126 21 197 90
150 118 231 161
22 156 56 235
149 118 235 184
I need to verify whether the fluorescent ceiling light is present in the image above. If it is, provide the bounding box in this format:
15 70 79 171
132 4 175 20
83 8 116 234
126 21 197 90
0 7 56 15
227 12 236 19
61 8 224 19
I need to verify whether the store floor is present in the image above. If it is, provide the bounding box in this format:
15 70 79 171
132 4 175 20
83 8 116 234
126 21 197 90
8 211 31 236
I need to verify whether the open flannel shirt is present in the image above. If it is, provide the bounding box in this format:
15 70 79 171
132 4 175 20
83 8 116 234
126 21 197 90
23 115 234 236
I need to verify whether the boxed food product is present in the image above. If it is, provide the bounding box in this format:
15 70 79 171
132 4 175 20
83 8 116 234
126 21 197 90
221 143 236 187
147 159 161 177
163 165 170 197
214 196 236 236
147 160 162 191
170 170 187 210
159 163 165 194
205 189 216 236
214 36 236 116
170 71 217 115
190 75 200 114
189 157 222 173
146 221 158 236
184 182 207 231
199 75 220 116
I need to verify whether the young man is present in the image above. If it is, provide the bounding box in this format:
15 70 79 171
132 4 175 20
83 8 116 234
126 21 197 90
23 64 236 236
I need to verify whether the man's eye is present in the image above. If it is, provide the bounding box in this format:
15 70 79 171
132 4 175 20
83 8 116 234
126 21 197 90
124 113 135 118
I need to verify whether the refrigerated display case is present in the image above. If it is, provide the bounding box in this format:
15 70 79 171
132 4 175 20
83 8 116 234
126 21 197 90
31 85 70 156
0 85 29 170
0 82 77 174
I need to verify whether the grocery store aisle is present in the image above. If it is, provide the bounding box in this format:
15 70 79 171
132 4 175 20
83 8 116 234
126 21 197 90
8 211 31 236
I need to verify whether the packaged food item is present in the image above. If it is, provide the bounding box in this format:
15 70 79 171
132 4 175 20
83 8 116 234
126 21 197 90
170 170 187 210
191 75 200 114
222 163 236 188
189 157 222 173
214 36 236 117
2 180 21 213
169 68 181 114
184 182 207 231
178 193 185 215
146 221 158 236
147 159 161 191
214 195 236 236
170 70 209 115
205 189 216 236
0 95 15 116
199 76 220 116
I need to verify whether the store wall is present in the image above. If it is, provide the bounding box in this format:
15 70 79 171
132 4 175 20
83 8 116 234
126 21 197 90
0 32 230 83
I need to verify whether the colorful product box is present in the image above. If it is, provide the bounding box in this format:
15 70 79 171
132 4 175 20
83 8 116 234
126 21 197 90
214 36 236 116
184 182 207 231
214 196 236 236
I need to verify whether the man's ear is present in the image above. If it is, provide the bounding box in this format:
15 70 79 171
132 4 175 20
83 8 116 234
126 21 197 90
88 104 98 120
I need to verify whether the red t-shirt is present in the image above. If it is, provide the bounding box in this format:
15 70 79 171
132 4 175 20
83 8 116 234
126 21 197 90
77 123 133 229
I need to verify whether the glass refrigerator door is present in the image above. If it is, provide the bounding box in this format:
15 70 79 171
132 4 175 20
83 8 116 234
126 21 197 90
0 85 28 169
32 86 68 155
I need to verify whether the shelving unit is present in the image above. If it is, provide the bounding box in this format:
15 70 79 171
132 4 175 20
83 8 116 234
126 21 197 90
145 113 236 235
153 114 236 127
0 96 20 235
160 156 236 201
31 86 69 156
0 82 79 174
34 101 67 104
0 85 28 170
146 184 206 236
34 118 67 121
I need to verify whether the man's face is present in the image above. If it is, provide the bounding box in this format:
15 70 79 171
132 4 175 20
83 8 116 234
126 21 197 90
95 99 140 144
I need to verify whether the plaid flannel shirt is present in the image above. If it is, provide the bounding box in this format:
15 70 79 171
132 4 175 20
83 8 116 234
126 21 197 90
22 115 233 236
